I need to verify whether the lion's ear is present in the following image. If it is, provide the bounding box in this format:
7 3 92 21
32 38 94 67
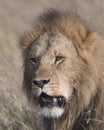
65 22 100 58
72 27 101 60
78 32 99 52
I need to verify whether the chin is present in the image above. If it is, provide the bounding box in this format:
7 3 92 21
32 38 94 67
38 92 66 118
41 107 64 118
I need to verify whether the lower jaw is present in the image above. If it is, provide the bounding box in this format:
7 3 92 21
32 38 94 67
41 106 64 118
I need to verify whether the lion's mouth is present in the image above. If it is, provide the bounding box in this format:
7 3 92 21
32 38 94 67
39 92 66 108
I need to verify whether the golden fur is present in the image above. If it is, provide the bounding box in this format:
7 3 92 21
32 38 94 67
21 9 104 130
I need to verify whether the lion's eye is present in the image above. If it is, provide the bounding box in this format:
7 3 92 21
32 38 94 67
30 58 37 65
55 56 64 64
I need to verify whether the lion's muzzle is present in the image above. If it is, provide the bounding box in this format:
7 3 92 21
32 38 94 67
39 92 66 108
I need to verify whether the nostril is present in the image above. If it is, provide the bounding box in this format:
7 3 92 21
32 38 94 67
42 79 50 85
32 80 39 86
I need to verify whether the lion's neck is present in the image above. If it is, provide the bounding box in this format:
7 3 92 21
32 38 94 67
43 118 54 130
43 114 72 130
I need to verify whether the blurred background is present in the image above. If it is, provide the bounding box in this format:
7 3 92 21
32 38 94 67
0 0 104 129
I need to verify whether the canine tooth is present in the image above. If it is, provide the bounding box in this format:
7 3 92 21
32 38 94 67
53 98 57 102
42 97 47 102
58 97 62 101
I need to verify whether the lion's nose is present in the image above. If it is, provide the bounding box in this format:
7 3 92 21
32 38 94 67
32 79 50 88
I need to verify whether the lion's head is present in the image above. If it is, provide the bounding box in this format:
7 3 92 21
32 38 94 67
21 9 104 129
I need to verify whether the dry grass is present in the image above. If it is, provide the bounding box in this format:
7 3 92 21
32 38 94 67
0 0 104 129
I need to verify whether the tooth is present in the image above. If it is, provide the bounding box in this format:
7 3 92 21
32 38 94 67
42 97 47 102
53 98 57 102
59 97 62 101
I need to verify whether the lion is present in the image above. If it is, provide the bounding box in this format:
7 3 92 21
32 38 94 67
20 9 104 130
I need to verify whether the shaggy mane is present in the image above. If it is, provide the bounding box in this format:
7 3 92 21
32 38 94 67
21 9 104 130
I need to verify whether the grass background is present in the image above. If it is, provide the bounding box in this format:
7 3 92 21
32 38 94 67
0 0 104 129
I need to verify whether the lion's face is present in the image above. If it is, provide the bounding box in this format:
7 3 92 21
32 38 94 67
25 33 79 118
